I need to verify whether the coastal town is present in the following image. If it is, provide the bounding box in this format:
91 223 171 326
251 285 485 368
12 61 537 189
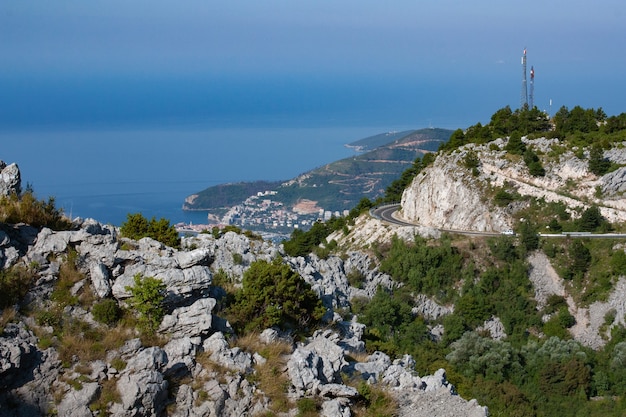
176 190 350 240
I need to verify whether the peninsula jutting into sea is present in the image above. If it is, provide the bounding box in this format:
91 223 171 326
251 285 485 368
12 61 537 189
177 128 452 239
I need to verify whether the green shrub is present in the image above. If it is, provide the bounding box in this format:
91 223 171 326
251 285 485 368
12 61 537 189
505 131 526 155
0 265 34 309
588 145 612 176
120 213 180 248
92 299 122 326
494 189 516 207
296 398 318 416
125 274 166 334
227 259 325 334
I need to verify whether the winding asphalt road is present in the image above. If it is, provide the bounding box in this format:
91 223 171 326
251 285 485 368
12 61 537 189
371 204 626 239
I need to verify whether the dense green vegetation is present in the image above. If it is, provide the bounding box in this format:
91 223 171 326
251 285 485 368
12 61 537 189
226 258 326 335
120 212 181 248
348 232 626 416
441 105 626 153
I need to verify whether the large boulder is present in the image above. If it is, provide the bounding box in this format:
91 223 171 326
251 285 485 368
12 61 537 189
90 262 112 298
57 382 100 417
112 258 213 305
0 323 61 416
202 332 252 373
0 161 20 196
113 347 169 417
288 330 349 395
159 298 217 339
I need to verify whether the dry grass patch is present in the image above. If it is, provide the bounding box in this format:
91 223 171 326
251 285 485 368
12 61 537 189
0 307 17 333
350 380 399 417
89 378 121 414
234 333 294 414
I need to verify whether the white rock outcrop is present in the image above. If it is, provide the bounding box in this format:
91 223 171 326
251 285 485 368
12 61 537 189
400 147 510 232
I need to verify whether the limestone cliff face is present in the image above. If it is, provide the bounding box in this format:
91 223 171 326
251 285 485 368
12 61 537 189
399 144 510 232
399 138 626 231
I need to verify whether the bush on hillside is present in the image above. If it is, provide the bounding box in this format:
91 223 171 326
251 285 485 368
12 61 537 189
120 212 180 248
227 259 325 334
125 274 166 334
0 266 34 309
0 191 71 230
92 298 122 326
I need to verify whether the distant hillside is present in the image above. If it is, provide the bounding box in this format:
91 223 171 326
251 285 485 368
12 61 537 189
183 180 282 210
182 128 452 230
345 129 416 152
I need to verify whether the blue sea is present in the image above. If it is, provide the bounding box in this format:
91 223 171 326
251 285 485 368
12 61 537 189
1 124 417 227
0 74 498 227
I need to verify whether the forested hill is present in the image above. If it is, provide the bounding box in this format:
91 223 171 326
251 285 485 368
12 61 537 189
182 128 452 216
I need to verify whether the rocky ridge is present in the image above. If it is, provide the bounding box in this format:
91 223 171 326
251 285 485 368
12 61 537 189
400 137 626 231
0 211 487 416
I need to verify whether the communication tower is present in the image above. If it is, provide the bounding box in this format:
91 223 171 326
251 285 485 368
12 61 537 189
520 48 528 109
529 66 535 109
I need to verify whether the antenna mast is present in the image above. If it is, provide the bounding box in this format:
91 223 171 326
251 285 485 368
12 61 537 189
529 66 535 109
521 48 528 109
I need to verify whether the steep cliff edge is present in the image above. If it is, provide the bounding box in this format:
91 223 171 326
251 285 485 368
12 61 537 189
399 137 626 231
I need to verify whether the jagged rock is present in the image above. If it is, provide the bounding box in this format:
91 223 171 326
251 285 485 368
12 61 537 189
203 231 277 281
0 322 36 375
115 347 169 417
602 166 626 196
306 331 348 382
0 323 61 416
115 370 168 417
90 262 112 298
336 318 366 353
288 254 351 309
353 351 392 384
412 294 453 321
126 346 168 372
259 328 280 344
174 248 213 269
321 398 352 417
159 298 217 338
0 161 21 196
288 347 325 393
421 368 454 393
477 316 507 341
318 383 359 398
381 355 423 390
29 228 72 259
202 332 252 372
111 262 213 305
288 331 348 395
163 336 201 375
57 382 100 417
170 384 215 417
394 387 488 417
400 146 510 232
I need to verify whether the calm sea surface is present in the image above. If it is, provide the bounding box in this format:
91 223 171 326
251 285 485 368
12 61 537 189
1 125 412 226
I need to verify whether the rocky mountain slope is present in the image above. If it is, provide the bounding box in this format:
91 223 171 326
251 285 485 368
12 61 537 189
2 128 626 415
0 160 487 416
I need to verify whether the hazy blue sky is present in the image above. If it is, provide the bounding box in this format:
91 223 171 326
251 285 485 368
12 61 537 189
1 0 625 129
